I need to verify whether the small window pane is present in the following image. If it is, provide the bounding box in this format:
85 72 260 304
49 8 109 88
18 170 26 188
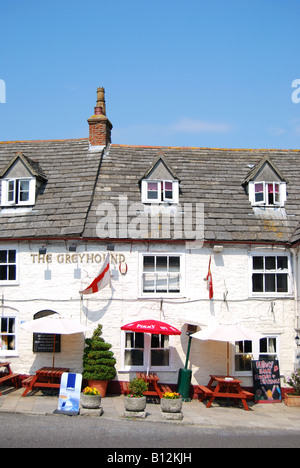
151 349 169 366
147 182 158 200
156 256 167 271
8 250 16 263
277 256 288 270
235 354 252 372
265 274 275 292
169 256 180 272
135 333 144 349
8 181 15 202
265 257 276 270
143 256 155 272
169 274 180 292
19 180 30 202
164 182 173 199
156 275 168 293
253 257 263 270
143 274 155 293
0 266 7 281
151 334 160 348
277 274 288 292
8 265 16 281
125 350 144 366
0 251 7 263
260 338 267 353
253 273 263 292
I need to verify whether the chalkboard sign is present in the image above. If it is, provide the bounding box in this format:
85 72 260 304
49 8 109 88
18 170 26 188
32 310 61 353
33 333 61 353
252 359 281 403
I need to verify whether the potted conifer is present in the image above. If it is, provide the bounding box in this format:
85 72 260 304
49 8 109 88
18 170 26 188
82 324 116 397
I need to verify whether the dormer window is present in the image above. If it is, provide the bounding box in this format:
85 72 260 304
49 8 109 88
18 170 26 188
0 152 47 209
254 182 281 206
244 155 287 208
142 180 179 204
140 153 180 205
2 178 36 206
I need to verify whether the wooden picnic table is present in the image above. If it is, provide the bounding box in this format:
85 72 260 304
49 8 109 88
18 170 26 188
22 366 69 397
0 362 20 396
197 375 254 411
136 372 172 399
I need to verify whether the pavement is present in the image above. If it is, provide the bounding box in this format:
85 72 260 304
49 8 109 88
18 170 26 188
0 386 300 431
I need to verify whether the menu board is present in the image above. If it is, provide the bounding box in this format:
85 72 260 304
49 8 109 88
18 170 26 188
33 333 61 353
252 359 281 403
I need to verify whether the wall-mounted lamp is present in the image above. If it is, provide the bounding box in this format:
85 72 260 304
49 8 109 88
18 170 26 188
107 244 115 251
39 247 47 255
213 245 223 253
68 245 77 252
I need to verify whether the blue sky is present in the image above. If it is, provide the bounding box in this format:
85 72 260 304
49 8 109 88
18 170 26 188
1 0 300 149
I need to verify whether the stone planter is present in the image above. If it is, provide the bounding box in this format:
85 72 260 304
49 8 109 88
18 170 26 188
124 396 147 418
284 394 300 407
161 397 182 413
81 393 102 409
161 398 183 420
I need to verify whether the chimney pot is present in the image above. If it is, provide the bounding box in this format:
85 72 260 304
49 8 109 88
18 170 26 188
88 87 112 148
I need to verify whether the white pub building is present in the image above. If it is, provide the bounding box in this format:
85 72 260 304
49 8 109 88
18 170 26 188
0 88 299 395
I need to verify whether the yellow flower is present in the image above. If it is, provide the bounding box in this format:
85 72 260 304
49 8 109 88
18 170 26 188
83 386 100 396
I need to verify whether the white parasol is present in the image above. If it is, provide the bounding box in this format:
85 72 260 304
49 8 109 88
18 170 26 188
191 323 264 375
21 315 88 367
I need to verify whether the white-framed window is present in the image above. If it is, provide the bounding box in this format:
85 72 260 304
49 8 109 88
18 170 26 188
124 331 145 368
122 331 172 371
250 253 291 296
0 315 18 356
140 253 183 297
248 181 286 207
234 335 280 375
0 249 18 284
141 180 179 204
1 178 36 207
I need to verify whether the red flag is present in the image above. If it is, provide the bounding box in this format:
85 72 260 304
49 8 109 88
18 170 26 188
80 254 110 295
206 256 213 299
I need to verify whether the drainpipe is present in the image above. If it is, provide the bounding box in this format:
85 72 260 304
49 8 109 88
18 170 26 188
292 247 299 369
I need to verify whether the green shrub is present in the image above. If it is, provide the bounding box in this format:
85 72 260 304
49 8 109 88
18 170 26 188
83 324 116 381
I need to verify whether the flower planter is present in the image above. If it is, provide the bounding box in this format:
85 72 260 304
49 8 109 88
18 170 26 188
80 393 102 409
124 396 147 412
161 398 182 413
284 394 300 407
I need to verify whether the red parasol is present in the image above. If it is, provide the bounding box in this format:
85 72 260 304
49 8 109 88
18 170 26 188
121 319 181 336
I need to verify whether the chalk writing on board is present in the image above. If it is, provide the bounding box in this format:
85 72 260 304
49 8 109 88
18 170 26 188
252 360 281 402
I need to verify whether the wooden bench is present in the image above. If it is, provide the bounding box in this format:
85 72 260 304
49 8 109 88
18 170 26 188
159 385 172 394
120 381 130 395
197 385 214 402
0 373 20 396
242 390 254 399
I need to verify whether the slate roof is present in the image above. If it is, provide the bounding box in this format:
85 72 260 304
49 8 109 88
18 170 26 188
0 139 97 238
83 145 300 244
0 139 299 244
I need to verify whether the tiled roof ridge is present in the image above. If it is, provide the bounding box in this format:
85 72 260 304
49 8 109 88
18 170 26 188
0 138 88 145
110 144 300 152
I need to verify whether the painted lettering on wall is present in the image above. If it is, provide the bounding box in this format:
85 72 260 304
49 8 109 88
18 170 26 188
31 252 125 264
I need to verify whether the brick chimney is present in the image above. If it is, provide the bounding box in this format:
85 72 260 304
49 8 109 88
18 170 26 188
88 87 113 149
